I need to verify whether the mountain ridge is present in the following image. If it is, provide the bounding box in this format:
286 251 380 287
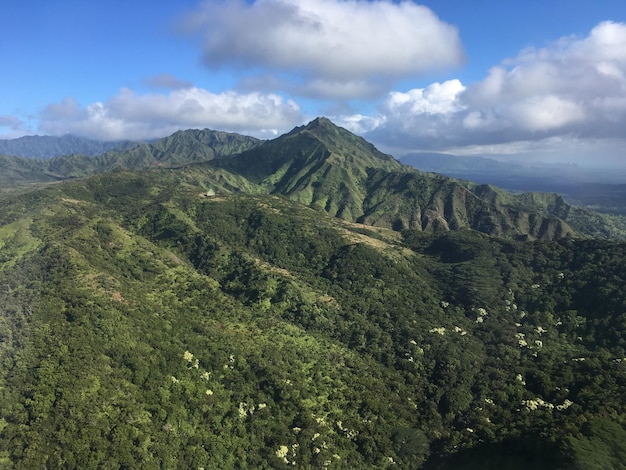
2 118 626 240
0 128 262 188
206 119 622 240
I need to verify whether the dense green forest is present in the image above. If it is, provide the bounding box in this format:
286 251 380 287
1 120 626 468
1 169 626 468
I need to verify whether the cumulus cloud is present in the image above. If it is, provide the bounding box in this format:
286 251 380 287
385 79 466 116
356 21 626 164
183 0 463 98
39 88 302 141
333 113 385 134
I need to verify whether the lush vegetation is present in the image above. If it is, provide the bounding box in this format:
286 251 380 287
1 164 626 468
2 120 626 468
208 118 626 240
4 118 626 241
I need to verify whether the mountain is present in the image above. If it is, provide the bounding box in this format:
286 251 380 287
0 134 139 159
210 117 404 220
45 128 263 177
92 128 263 170
0 154 65 189
1 163 626 468
2 119 626 241
206 119 624 241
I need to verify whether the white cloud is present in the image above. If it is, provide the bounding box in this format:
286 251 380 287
357 21 626 166
334 114 385 134
385 79 465 116
508 95 585 132
183 0 463 98
363 79 468 148
38 87 303 141
0 115 23 129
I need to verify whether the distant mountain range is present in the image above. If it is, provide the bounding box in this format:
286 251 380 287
0 134 140 159
400 152 626 186
401 152 626 215
0 129 261 187
2 117 625 241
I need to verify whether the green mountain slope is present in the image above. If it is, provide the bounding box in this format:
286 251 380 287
100 127 262 170
3 119 625 240
0 154 64 189
209 119 625 240
1 169 626 468
359 170 575 239
210 117 403 221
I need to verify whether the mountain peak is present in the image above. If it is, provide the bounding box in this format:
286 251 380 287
303 117 351 138
305 116 334 129
284 117 341 139
278 117 401 171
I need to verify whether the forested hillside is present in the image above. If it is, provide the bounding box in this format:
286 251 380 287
1 163 626 468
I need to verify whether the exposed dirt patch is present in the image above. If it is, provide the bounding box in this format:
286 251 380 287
111 291 124 302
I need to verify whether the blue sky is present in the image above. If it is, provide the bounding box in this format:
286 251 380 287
2 0 626 167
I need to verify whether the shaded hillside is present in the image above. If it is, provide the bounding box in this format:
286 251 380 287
1 169 626 468
358 170 573 240
0 154 64 189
